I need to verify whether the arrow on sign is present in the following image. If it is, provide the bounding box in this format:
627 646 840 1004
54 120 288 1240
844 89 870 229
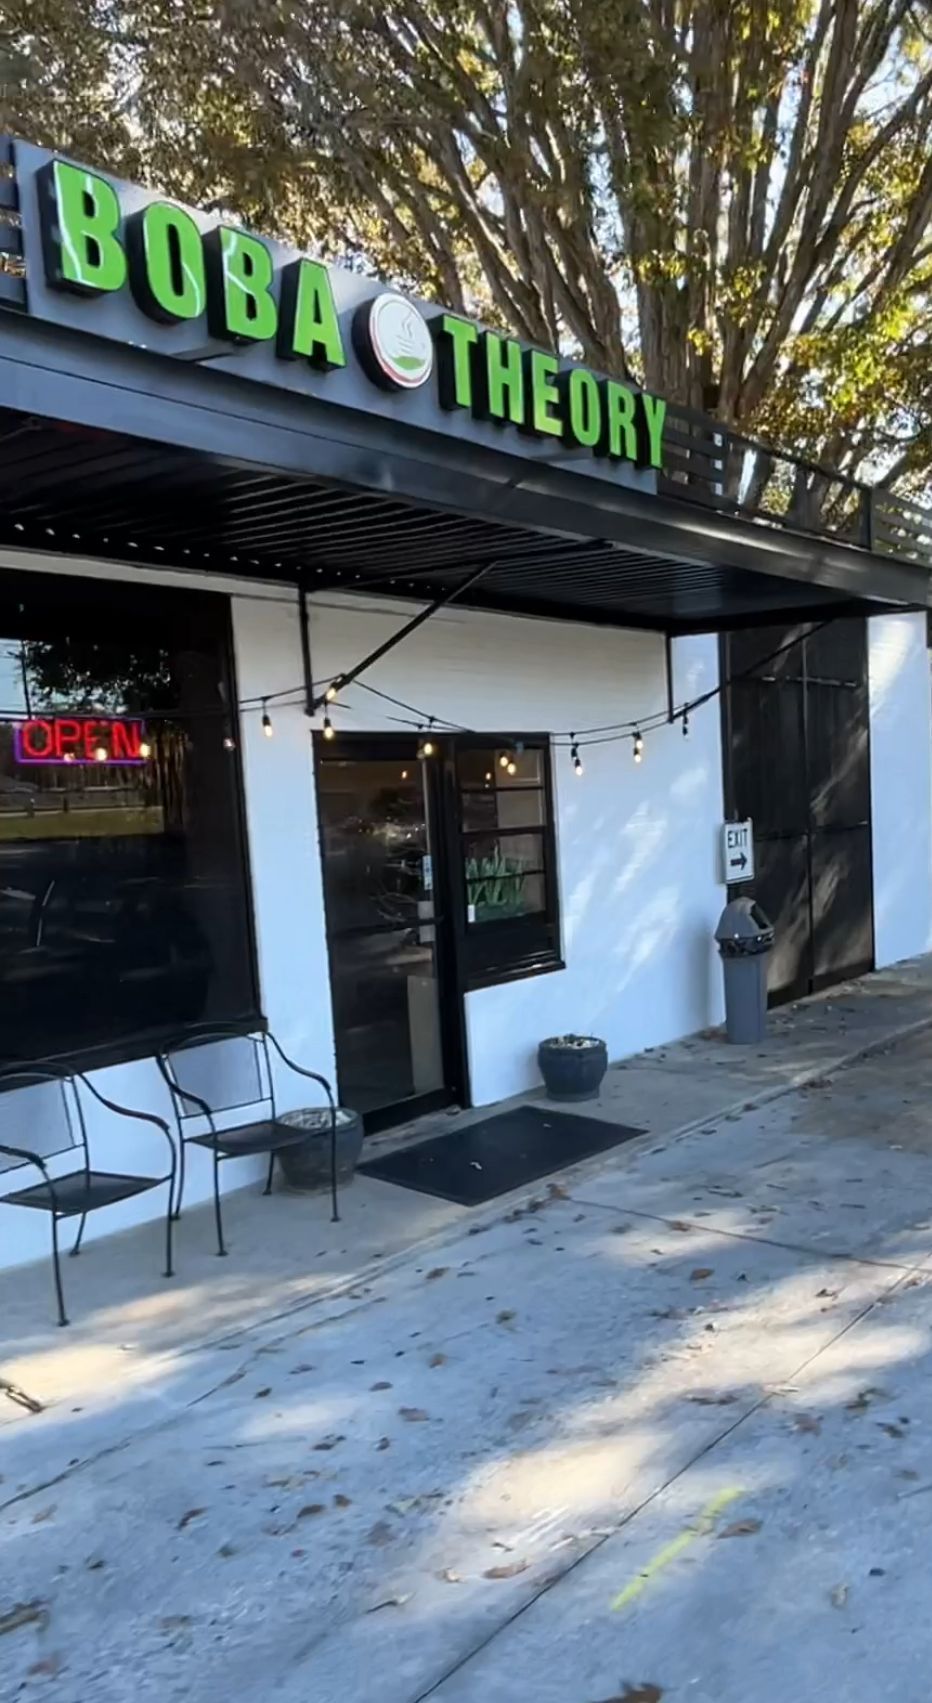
731 852 747 872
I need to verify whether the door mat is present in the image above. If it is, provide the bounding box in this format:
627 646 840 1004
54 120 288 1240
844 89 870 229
358 1105 645 1206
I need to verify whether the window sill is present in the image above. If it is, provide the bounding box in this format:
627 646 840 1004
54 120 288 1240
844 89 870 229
0 1011 267 1084
466 957 565 993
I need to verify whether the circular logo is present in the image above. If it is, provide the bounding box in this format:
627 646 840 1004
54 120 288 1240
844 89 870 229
366 293 434 389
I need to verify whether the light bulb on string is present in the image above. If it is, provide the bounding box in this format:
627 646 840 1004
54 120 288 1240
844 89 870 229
571 740 584 777
401 767 409 781
261 701 274 738
322 714 335 741
498 751 510 770
682 708 690 738
93 743 108 763
632 729 644 764
223 734 237 752
139 739 152 759
324 680 341 704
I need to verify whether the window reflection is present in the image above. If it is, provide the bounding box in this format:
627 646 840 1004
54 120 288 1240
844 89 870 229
0 575 257 1064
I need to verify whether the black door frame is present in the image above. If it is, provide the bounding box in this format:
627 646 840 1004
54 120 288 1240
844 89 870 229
313 730 470 1131
720 620 875 1004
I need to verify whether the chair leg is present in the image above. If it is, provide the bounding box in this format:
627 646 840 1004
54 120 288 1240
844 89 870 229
172 1138 187 1221
70 1210 89 1258
50 1213 68 1327
264 1151 275 1196
163 1179 175 1279
213 1147 227 1257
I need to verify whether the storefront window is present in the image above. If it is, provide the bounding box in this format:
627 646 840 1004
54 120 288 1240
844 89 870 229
0 569 258 1066
455 739 561 983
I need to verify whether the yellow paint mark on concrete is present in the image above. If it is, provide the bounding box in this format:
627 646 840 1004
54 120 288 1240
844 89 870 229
610 1487 744 1611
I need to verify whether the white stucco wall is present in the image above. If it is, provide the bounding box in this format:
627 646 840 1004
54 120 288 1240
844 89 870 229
0 551 729 1271
868 611 932 968
308 593 726 1104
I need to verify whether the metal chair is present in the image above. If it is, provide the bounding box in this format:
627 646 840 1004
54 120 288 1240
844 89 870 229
157 1026 338 1256
0 1068 177 1326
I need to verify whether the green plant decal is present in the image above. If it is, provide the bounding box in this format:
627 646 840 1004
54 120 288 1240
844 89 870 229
465 848 528 919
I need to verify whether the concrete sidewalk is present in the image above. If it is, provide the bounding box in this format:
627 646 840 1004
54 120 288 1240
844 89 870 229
4 956 932 1455
6 1001 932 1699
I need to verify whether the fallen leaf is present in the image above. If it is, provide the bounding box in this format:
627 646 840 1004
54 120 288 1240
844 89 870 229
289 1363 315 1375
690 1269 714 1282
547 1182 569 1199
217 1544 237 1559
313 1435 345 1450
85 1558 106 1572
426 1268 449 1281
159 1615 191 1632
291 1548 306 1559
370 1381 393 1391
376 1437 391 1451
830 1584 849 1609
591 1687 664 1703
429 1353 447 1368
31 1506 55 1525
878 1423 905 1439
399 1407 430 1423
846 1387 887 1415
366 1520 394 1547
177 1509 206 1530
496 1309 516 1324
437 1568 461 1583
667 1221 693 1233
794 1415 822 1435
687 1394 737 1407
483 1560 529 1579
27 1656 62 1678
297 1504 326 1518
718 1519 762 1539
334 1495 352 1509
816 1289 839 1300
0 1601 47 1638
367 1593 412 1613
254 1388 271 1399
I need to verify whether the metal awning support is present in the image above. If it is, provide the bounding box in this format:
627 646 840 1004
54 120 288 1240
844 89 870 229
309 560 495 712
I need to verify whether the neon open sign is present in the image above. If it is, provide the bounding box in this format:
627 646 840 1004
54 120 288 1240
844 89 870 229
13 717 151 765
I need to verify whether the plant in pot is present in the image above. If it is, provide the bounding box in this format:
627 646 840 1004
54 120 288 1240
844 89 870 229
538 1034 608 1102
275 1106 364 1192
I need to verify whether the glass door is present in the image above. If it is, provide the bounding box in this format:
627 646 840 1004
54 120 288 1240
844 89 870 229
316 738 460 1127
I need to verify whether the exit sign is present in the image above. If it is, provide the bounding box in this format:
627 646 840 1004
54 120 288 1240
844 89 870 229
722 820 754 884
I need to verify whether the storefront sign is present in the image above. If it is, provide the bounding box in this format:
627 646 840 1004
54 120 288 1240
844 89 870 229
27 155 665 471
13 716 150 765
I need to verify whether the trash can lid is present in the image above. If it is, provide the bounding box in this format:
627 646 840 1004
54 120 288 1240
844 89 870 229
715 895 773 941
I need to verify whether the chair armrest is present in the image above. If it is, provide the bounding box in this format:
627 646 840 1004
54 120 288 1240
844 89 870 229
74 1075 178 1171
0 1144 61 1210
265 1035 336 1110
155 1055 216 1127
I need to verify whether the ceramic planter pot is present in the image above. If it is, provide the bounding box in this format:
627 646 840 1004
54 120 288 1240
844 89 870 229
276 1106 364 1191
537 1035 608 1102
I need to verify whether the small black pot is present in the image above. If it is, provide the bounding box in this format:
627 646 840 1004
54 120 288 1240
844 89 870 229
537 1036 608 1102
276 1106 364 1192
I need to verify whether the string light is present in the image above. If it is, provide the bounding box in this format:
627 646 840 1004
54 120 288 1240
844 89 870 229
138 739 152 759
322 714 335 741
223 734 237 751
498 751 510 769
261 701 274 738
633 730 644 764
506 757 517 775
325 680 341 704
401 767 409 780
681 709 689 738
571 740 583 777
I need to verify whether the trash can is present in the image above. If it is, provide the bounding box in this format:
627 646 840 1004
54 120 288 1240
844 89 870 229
714 896 774 1044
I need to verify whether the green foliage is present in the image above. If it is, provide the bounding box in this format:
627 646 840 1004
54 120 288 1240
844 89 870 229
465 847 528 919
4 1 932 487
